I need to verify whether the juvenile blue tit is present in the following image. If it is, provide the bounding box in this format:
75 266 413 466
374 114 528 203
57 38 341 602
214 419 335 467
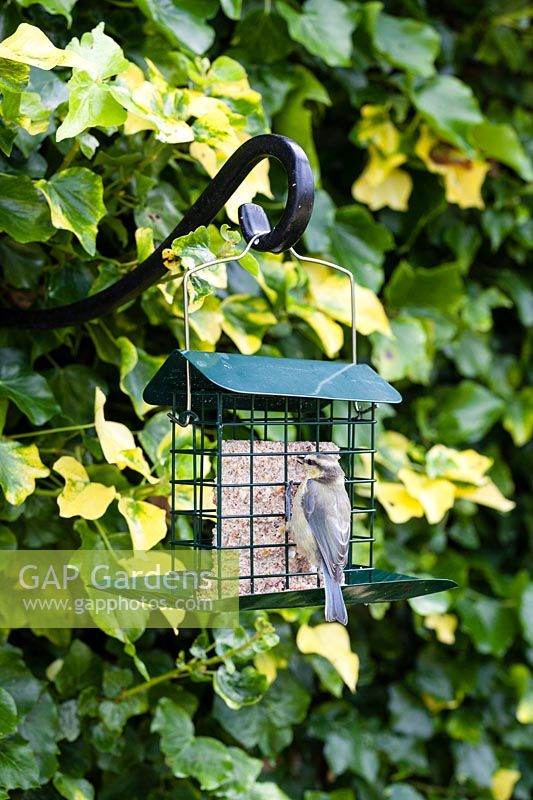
290 453 351 625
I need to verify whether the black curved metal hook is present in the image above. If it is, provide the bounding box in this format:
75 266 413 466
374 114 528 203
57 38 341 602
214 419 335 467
1 134 314 330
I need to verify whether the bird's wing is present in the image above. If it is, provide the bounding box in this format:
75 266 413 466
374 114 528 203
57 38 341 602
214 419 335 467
302 479 351 582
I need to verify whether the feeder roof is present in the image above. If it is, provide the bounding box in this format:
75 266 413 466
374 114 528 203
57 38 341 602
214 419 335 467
144 350 401 406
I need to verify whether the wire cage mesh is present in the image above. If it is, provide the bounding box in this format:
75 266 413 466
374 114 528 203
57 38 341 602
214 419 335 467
169 389 377 599
144 349 455 610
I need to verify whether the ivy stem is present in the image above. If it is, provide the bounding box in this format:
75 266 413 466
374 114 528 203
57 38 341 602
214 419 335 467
6 423 95 440
59 141 80 170
94 520 114 552
116 630 263 702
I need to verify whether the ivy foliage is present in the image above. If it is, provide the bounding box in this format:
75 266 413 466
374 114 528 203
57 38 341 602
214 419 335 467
0 1 532 799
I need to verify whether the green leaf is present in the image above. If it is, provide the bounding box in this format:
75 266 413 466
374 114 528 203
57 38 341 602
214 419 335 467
66 22 128 80
219 746 262 798
411 75 484 155
0 173 53 243
274 65 330 180
36 168 106 255
233 11 294 65
471 120 533 181
370 10 440 76
151 697 195 764
117 337 163 418
520 583 533 647
214 665 268 710
385 261 463 313
0 643 43 718
133 0 219 55
331 205 393 291
17 0 79 24
220 0 242 21
452 740 497 788
0 737 40 791
0 439 50 506
277 0 358 68
52 640 102 698
18 689 59 782
168 736 234 790
53 773 95 800
457 593 519 657
0 349 60 425
387 786 425 800
56 71 127 142
0 688 17 739
431 381 505 445
372 316 433 384
213 670 310 759
503 388 533 447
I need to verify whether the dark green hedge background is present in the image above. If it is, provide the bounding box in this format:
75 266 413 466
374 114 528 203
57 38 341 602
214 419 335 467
0 1 532 799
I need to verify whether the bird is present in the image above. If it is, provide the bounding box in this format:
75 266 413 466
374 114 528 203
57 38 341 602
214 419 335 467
289 453 351 625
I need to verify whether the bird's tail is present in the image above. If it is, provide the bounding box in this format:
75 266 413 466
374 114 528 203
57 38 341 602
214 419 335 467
322 563 348 625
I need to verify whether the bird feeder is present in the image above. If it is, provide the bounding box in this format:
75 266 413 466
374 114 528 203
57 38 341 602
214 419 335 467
144 138 455 611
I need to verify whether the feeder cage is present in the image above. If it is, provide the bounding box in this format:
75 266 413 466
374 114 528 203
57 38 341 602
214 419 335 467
144 280 455 612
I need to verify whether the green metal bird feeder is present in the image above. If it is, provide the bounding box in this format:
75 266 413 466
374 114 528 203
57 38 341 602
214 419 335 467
144 136 456 613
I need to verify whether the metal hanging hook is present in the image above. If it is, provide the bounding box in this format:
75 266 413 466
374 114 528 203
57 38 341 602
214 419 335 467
1 134 314 330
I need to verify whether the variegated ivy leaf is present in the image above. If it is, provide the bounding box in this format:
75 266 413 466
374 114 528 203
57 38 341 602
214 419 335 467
94 388 156 482
0 438 50 506
0 23 89 70
36 168 106 255
297 624 359 692
65 23 129 80
53 456 116 520
117 496 166 551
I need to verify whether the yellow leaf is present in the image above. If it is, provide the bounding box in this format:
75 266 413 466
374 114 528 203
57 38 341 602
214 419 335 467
353 164 413 211
117 496 166 551
288 300 344 358
376 431 412 471
297 623 359 692
454 479 515 513
398 468 456 524
426 444 493 485
491 768 521 800
53 456 116 520
356 105 401 154
305 263 392 337
415 124 489 209
421 692 462 712
516 694 533 724
94 388 156 482
0 23 88 70
254 652 278 686
375 481 425 524
189 295 223 348
424 613 458 645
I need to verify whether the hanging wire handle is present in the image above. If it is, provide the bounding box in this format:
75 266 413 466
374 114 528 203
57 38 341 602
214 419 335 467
177 239 358 425
289 248 357 364
177 235 264 425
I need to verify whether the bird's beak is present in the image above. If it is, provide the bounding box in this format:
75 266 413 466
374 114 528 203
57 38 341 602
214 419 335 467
296 455 305 464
